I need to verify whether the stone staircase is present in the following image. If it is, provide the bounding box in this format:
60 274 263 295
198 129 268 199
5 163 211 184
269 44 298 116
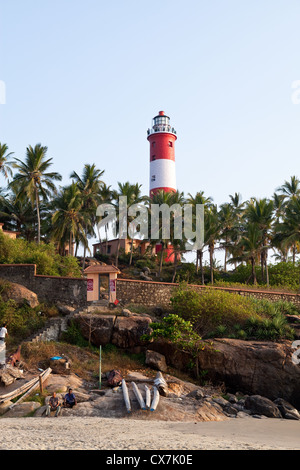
26 306 88 344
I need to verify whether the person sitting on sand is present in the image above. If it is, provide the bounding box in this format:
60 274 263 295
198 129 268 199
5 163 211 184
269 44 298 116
46 392 61 417
64 388 77 408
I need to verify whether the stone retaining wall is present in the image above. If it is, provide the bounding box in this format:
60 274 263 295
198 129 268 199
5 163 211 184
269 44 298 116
117 278 300 308
0 264 87 307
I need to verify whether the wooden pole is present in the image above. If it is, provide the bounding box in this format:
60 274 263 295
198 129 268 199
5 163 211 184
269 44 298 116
99 345 102 390
39 373 43 394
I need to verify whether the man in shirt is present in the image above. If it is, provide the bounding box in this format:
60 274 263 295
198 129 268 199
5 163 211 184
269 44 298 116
0 324 8 342
0 324 8 368
64 388 77 408
46 392 61 417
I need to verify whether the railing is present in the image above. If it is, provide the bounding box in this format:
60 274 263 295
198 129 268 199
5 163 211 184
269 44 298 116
147 127 177 136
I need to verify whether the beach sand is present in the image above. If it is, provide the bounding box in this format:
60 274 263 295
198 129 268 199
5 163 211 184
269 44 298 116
0 416 299 450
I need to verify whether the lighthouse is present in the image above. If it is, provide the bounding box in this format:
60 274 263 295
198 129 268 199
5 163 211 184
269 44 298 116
147 111 177 196
147 111 178 264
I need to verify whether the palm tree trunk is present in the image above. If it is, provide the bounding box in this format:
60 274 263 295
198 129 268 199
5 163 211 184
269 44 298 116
172 248 178 283
209 244 214 285
199 249 204 284
82 224 88 272
251 257 257 285
35 188 41 244
158 242 164 277
115 238 121 267
129 239 134 266
69 231 73 256
224 236 228 272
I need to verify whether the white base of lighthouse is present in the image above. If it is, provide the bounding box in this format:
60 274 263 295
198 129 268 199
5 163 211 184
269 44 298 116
150 159 176 193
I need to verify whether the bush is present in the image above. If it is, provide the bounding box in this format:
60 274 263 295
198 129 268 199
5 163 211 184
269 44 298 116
170 283 296 341
0 231 81 277
0 298 46 344
60 321 89 347
171 284 261 336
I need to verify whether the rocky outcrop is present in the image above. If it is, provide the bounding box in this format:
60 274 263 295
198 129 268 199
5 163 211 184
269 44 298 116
111 316 152 349
148 338 300 408
198 338 300 408
1 280 39 308
74 314 152 350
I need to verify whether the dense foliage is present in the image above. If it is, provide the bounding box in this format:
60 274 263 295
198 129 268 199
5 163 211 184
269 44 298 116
0 231 81 277
170 283 297 340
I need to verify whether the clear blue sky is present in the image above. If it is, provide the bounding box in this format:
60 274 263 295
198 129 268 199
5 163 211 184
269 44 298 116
1 1 300 234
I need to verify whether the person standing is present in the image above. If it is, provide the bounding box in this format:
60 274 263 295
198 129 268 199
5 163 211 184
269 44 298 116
0 324 8 342
0 324 8 368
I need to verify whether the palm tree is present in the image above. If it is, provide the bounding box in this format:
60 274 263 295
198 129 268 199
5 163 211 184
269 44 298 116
277 176 300 200
0 184 36 240
0 143 13 181
275 197 300 268
70 164 105 270
244 198 274 286
112 182 144 267
147 190 184 277
204 205 220 285
228 223 265 285
10 144 62 244
51 182 86 256
97 183 113 255
218 202 236 272
186 191 213 278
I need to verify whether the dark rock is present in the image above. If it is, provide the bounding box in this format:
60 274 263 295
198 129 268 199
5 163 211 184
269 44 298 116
74 314 116 346
145 350 167 372
186 389 205 400
224 404 239 416
227 393 238 403
111 316 152 349
245 395 282 418
273 398 300 420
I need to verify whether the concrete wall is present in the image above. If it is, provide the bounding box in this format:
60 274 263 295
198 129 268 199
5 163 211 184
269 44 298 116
116 279 300 308
0 264 87 307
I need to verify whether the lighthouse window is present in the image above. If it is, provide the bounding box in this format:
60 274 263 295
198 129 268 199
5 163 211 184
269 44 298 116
152 142 156 147
151 175 156 182
168 141 173 147
152 155 156 161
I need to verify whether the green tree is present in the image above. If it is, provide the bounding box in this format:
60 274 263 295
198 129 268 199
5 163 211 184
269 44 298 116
70 164 105 270
112 182 144 267
10 144 62 244
186 191 213 280
51 182 86 256
0 143 14 181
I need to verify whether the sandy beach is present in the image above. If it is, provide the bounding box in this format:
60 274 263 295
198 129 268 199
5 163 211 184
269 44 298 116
0 416 299 450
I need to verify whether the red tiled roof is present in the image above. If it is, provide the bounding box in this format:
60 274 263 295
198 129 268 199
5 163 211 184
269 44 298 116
84 264 121 274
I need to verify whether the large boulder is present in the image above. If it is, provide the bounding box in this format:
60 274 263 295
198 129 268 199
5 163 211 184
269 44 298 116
149 338 300 408
273 398 300 420
73 315 116 346
244 395 282 418
4 402 40 418
1 280 39 308
111 316 152 349
145 350 167 372
196 339 300 408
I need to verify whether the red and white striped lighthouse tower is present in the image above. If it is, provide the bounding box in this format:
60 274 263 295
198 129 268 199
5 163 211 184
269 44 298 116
147 111 177 196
